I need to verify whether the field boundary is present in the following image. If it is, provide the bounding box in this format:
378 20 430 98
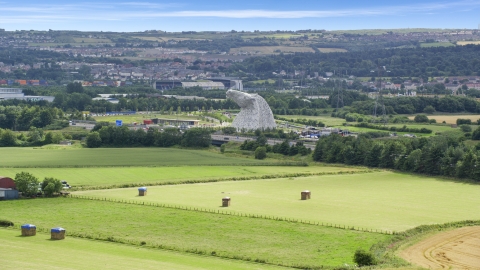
68 193 395 235
0 161 308 169
71 169 377 190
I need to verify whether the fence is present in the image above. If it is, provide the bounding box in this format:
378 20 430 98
68 194 396 235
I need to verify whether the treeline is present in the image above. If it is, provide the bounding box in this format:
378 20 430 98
353 123 433 134
86 125 212 148
228 44 480 78
347 95 480 115
312 132 480 181
0 104 65 130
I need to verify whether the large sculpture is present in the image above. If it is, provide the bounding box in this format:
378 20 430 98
226 89 276 131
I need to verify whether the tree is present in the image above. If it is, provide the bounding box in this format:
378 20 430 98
66 82 84 94
472 126 480 140
414 114 429 123
0 129 17 146
14 172 39 197
41 177 62 197
353 249 377 266
255 146 267 160
423 105 435 114
86 131 102 148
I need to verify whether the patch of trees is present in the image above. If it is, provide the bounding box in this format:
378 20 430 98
348 96 480 115
13 172 63 197
313 131 480 182
86 126 213 148
0 105 64 131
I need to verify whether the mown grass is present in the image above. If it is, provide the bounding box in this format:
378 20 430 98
0 228 286 270
93 113 205 124
1 198 390 268
1 165 358 187
0 147 270 167
420 42 455 48
408 114 480 125
76 171 480 232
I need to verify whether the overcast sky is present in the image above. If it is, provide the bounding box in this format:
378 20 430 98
1 0 480 32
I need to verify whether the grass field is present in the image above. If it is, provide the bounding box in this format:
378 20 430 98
93 113 204 124
0 165 359 187
0 228 285 270
408 114 480 125
75 171 480 232
1 198 390 267
420 42 455 48
229 46 314 54
281 115 346 127
0 148 269 167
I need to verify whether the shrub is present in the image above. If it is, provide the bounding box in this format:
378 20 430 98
353 249 377 266
457 118 472 125
460 125 472 132
414 114 429 123
254 146 267 160
0 219 13 227
220 144 226 153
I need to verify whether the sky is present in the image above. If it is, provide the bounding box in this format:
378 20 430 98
0 0 480 32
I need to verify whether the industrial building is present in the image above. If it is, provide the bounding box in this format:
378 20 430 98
0 88 55 102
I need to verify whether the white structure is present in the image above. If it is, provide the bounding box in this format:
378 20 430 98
0 88 54 102
227 90 276 131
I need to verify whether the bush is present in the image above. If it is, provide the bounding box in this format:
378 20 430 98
457 118 472 125
414 114 429 123
0 219 13 227
423 105 436 114
460 125 472 132
254 146 267 160
220 144 226 153
353 249 377 266
86 131 102 148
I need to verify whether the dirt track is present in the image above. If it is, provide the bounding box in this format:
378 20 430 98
400 226 480 269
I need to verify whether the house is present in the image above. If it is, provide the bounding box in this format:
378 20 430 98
0 188 19 200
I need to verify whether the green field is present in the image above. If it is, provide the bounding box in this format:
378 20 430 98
1 165 358 188
281 115 345 127
0 228 284 270
0 147 270 167
1 198 390 267
76 171 480 232
420 42 455 48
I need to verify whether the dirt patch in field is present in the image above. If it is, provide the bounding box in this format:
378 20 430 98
400 226 480 269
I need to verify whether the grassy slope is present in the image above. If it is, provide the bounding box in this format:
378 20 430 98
0 229 285 270
1 198 390 267
76 171 480 232
0 147 268 167
0 165 357 187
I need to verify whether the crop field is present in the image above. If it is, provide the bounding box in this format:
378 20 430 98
457 40 480 45
229 46 315 54
72 37 112 43
0 165 358 188
1 198 390 267
408 114 480 125
0 228 285 270
76 171 480 232
0 147 271 167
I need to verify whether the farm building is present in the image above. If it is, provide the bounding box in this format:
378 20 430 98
0 188 19 200
0 176 15 189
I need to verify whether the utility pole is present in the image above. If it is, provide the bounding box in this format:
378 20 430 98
372 63 387 126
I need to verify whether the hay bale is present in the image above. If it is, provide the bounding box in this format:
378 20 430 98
138 187 147 196
301 190 311 200
222 197 231 207
50 227 66 240
21 224 36 236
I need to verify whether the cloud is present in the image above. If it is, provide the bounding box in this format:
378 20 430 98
1 0 479 25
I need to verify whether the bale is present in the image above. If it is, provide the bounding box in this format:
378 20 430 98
138 187 147 196
21 224 36 236
222 197 231 207
51 227 66 240
301 190 311 200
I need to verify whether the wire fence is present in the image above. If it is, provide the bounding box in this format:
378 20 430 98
68 194 396 235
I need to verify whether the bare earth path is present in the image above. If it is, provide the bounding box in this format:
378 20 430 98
400 226 480 269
